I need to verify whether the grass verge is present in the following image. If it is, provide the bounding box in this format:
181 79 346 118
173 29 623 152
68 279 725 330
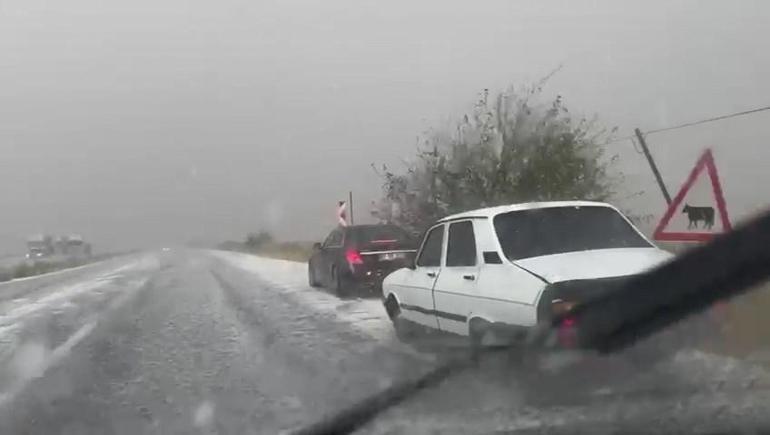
0 254 113 283
219 241 314 263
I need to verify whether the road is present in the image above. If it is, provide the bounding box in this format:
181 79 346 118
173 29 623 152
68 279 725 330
0 249 769 434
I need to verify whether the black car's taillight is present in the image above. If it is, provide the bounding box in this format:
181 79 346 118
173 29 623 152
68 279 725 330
345 249 363 265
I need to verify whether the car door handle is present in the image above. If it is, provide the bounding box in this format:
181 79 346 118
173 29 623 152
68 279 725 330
426 272 436 278
463 274 475 281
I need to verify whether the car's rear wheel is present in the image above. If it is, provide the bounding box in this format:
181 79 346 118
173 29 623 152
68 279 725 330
331 266 349 298
469 319 525 369
308 263 320 288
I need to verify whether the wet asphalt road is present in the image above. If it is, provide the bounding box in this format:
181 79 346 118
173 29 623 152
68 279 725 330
1 249 770 434
0 250 433 434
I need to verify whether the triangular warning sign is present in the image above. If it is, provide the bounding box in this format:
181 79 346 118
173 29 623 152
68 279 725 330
653 149 731 242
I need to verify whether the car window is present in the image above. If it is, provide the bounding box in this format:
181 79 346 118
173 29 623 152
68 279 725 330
322 232 335 247
416 225 443 267
324 230 343 248
494 206 651 261
350 225 413 247
446 221 477 267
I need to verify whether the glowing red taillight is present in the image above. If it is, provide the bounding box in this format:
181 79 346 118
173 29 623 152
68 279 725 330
557 316 578 348
345 249 363 265
561 316 576 328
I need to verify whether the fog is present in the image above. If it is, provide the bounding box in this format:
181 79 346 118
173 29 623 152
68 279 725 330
1 0 769 252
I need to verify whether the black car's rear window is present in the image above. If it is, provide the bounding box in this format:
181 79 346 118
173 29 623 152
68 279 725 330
494 206 651 261
349 225 413 247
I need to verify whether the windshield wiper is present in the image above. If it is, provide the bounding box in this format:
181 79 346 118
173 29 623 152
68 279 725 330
293 209 770 435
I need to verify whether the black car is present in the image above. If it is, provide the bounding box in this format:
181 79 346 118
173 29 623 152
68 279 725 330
308 224 417 297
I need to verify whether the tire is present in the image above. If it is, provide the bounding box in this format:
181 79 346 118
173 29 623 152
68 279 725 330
394 317 417 342
385 295 417 342
468 319 486 364
331 266 349 298
308 263 320 288
469 319 525 370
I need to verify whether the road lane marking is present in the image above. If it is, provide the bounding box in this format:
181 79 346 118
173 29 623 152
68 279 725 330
0 274 153 409
0 319 97 408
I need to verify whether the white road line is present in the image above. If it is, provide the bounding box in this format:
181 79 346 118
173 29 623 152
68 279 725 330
0 269 152 408
0 319 97 408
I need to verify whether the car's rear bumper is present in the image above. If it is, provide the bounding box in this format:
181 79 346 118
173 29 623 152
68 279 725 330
345 267 401 295
351 271 386 293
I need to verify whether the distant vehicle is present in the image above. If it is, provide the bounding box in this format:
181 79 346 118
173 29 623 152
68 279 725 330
26 234 54 259
26 233 91 259
26 247 47 259
308 224 417 297
381 201 674 349
55 234 92 257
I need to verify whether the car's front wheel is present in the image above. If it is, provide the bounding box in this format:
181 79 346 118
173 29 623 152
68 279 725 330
385 295 417 342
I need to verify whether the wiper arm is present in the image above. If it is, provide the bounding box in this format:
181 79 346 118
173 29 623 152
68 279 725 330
543 208 770 354
293 210 770 435
292 359 470 435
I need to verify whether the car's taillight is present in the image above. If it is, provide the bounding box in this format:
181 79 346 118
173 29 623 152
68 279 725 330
557 315 578 348
346 249 363 265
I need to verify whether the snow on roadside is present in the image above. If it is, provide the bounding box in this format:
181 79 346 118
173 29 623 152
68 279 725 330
0 255 157 329
213 251 770 392
212 251 397 343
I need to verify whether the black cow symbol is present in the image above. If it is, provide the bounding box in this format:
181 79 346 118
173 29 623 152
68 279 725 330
682 204 715 229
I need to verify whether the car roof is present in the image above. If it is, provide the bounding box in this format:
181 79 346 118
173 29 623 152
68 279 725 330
344 224 402 231
437 200 617 223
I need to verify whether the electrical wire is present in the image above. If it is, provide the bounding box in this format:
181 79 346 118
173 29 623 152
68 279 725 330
605 104 770 145
645 105 770 135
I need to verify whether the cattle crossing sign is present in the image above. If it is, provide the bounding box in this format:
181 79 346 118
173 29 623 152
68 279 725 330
653 149 732 242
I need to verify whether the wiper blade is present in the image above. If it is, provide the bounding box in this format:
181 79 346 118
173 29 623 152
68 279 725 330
291 359 470 435
540 208 770 353
293 210 770 435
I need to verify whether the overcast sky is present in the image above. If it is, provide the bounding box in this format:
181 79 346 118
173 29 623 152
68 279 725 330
1 0 769 252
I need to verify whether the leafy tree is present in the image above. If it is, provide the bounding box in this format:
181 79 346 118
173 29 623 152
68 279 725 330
245 231 274 250
374 79 619 234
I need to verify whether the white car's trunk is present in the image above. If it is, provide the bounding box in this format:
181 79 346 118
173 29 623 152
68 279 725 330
513 247 673 283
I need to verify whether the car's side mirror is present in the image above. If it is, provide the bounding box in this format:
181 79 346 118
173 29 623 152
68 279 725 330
407 257 417 270
312 242 322 251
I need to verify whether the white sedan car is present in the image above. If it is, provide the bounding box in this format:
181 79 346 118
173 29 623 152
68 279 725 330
382 201 673 348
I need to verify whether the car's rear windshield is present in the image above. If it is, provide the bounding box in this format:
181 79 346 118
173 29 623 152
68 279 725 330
350 225 413 247
493 205 651 261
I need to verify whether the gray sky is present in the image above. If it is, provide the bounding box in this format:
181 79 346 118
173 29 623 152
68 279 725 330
1 0 769 252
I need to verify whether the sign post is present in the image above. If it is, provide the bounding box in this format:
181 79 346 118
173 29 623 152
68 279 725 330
635 128 672 205
653 149 731 242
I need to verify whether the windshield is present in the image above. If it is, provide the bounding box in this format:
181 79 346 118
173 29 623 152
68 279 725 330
494 206 651 260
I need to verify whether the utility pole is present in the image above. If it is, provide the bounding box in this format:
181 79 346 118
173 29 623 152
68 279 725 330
348 191 354 225
635 128 672 205
431 145 438 210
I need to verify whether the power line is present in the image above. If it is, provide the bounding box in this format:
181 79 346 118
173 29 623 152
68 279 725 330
605 104 770 145
645 104 770 135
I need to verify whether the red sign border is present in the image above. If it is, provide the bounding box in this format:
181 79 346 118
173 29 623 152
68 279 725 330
653 149 731 242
